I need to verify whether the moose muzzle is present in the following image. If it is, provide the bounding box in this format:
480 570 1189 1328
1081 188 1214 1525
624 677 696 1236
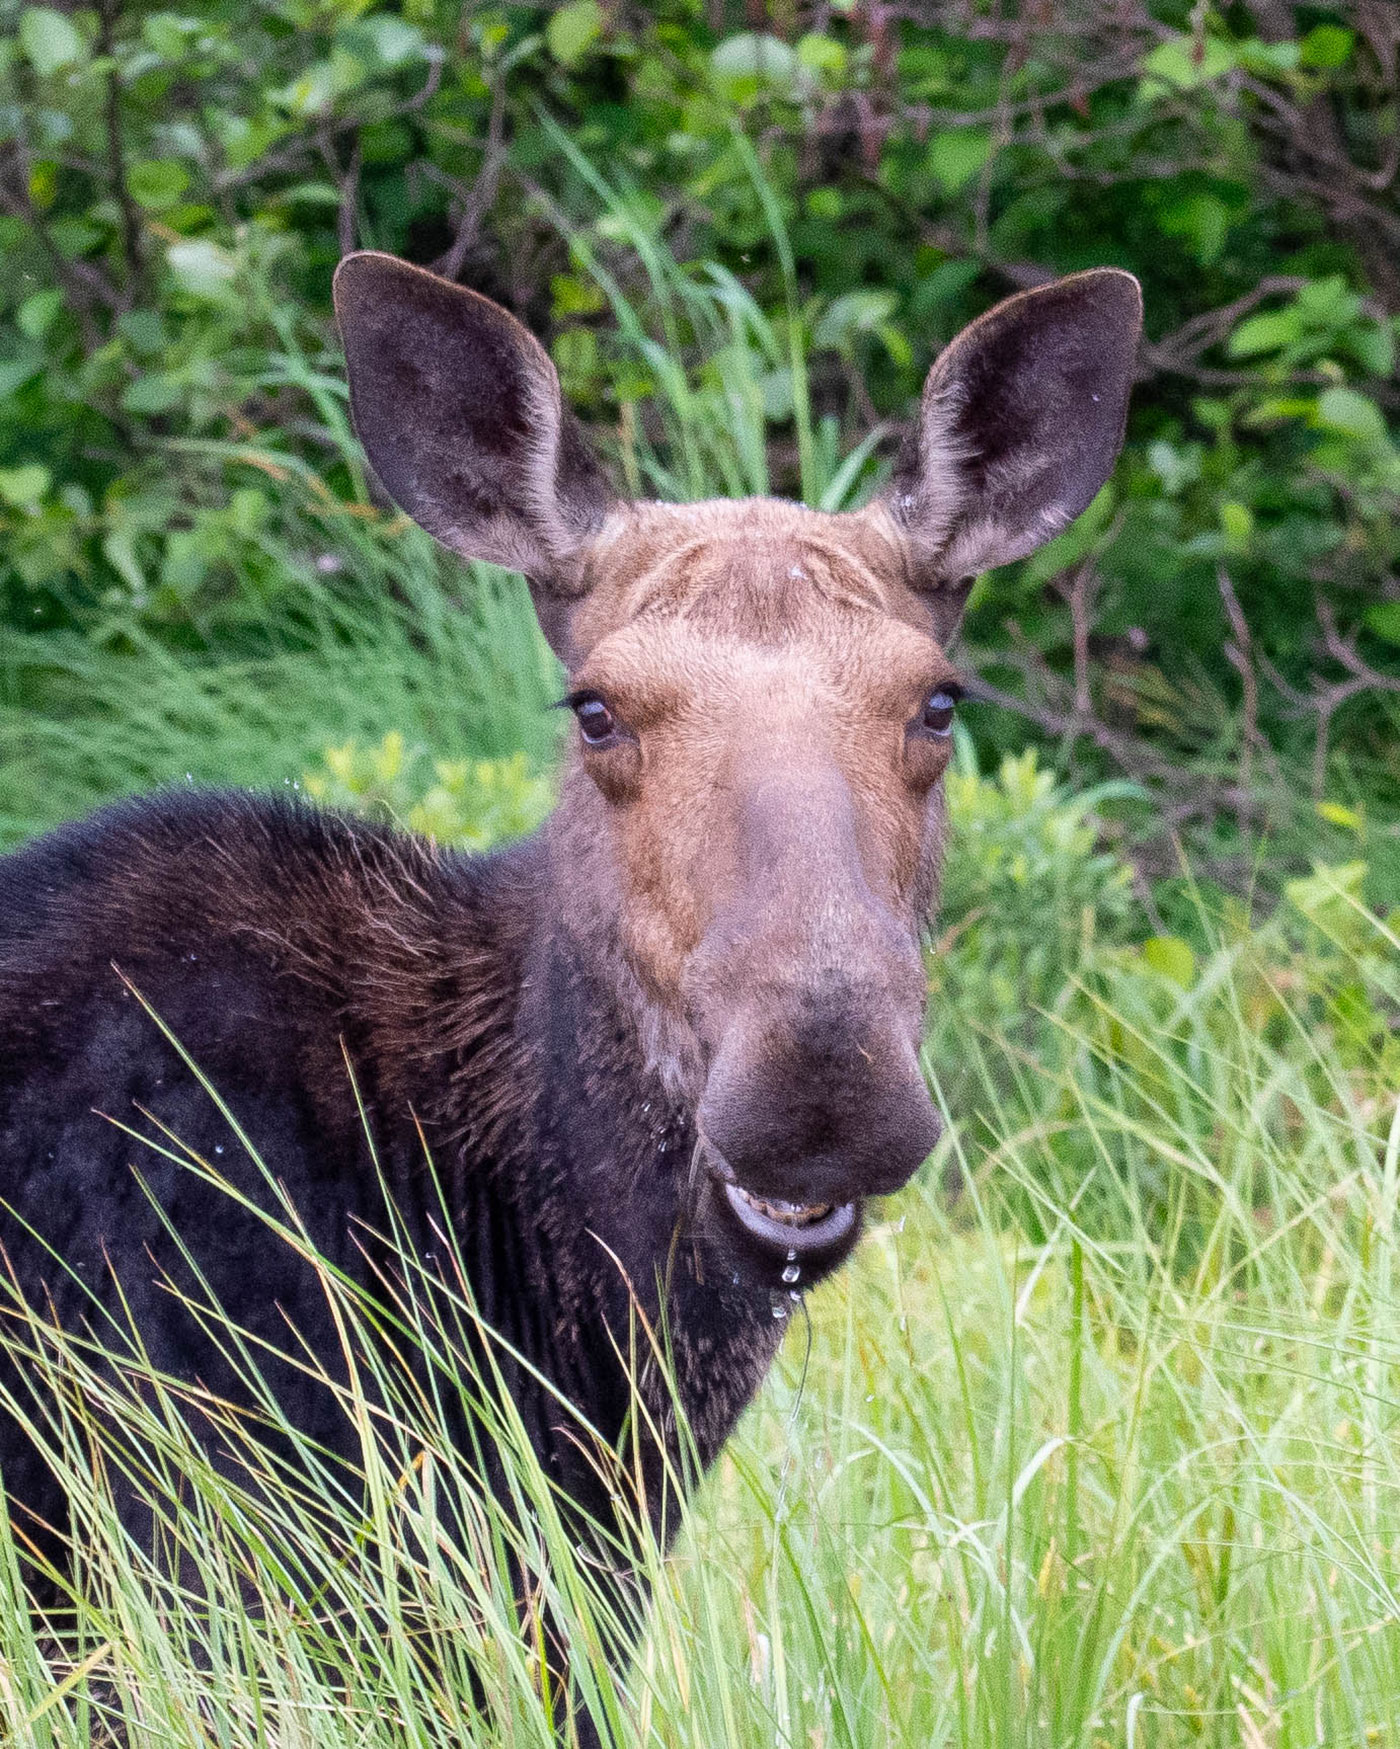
687 758 942 1259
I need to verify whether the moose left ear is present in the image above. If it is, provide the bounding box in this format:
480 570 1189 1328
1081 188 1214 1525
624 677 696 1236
333 251 614 659
876 269 1141 637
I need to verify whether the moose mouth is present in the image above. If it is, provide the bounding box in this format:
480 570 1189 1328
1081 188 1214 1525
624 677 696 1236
720 1181 859 1256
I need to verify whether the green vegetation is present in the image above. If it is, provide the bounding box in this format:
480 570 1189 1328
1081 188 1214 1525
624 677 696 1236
4 0 1399 867
4 2 1400 1744
4 897 1400 1745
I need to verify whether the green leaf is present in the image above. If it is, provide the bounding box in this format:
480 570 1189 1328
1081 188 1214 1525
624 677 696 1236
0 464 51 508
908 257 982 319
1219 500 1253 553
711 33 808 102
875 320 912 371
1343 323 1395 379
116 310 168 355
120 372 183 414
101 526 146 595
812 289 898 351
1141 936 1197 989
550 273 606 319
1364 602 1400 647
1234 37 1299 76
129 159 191 211
166 238 237 299
274 62 336 116
1156 191 1229 266
19 7 84 76
355 16 428 67
0 352 44 397
1240 395 1315 427
1299 25 1354 70
547 1 603 67
1227 309 1301 358
1314 387 1389 445
797 33 846 77
928 128 993 194
16 288 63 339
1316 799 1364 832
161 527 208 595
142 13 197 59
1295 275 1358 324
1138 34 1235 96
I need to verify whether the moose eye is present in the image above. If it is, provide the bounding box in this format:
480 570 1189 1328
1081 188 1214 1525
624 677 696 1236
919 687 960 738
572 695 618 746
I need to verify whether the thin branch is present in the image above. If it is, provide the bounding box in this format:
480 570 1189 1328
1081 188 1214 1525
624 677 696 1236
1216 563 1279 823
94 0 144 303
433 78 508 283
319 130 361 259
214 54 443 193
1259 601 1400 799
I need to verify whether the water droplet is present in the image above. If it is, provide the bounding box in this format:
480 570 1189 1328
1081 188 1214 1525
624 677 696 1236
785 1247 796 1263
769 1290 790 1321
214 1145 223 1155
731 1272 741 1286
781 1262 801 1284
789 1289 800 1302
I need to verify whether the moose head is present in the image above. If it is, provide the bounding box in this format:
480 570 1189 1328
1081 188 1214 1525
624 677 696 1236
333 254 1140 1274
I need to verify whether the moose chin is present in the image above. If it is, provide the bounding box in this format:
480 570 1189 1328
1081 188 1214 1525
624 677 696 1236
0 251 1140 1729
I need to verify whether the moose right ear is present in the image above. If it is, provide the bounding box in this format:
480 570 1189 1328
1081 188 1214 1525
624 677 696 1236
876 268 1142 645
333 251 613 657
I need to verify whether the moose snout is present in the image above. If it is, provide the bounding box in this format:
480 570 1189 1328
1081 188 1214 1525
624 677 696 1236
697 987 942 1210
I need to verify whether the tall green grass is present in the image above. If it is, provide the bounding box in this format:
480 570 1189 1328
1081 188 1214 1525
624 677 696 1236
2 900 1399 1746
0 536 560 851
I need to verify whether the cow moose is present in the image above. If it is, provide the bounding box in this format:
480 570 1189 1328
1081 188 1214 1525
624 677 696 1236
0 253 1140 1717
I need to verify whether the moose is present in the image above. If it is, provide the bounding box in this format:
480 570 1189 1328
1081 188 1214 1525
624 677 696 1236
0 253 1140 1714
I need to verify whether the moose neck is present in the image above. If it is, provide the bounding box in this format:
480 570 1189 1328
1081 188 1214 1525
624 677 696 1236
416 814 784 1484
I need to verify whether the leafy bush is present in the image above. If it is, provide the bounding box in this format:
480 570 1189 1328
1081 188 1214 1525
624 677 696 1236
935 736 1141 1029
3 0 1399 848
303 729 554 850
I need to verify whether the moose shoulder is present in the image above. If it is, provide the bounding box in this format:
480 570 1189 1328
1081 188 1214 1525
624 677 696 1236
0 258 1140 1630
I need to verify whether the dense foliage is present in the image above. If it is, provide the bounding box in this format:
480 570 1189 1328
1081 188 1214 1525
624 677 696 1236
3 0 1398 879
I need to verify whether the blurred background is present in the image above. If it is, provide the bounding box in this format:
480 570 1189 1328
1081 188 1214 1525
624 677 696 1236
7 8 1400 1744
2 1 1398 890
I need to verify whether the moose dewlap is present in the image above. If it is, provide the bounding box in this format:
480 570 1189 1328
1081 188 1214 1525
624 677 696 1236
0 255 1140 1682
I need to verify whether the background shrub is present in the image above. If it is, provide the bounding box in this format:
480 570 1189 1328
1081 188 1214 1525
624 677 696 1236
2 0 1398 883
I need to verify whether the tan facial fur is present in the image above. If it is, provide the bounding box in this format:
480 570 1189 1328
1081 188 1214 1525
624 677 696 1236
550 497 958 1106
334 251 1141 1220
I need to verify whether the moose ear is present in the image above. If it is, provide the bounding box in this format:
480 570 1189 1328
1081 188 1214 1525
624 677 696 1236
879 269 1141 642
333 251 613 657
